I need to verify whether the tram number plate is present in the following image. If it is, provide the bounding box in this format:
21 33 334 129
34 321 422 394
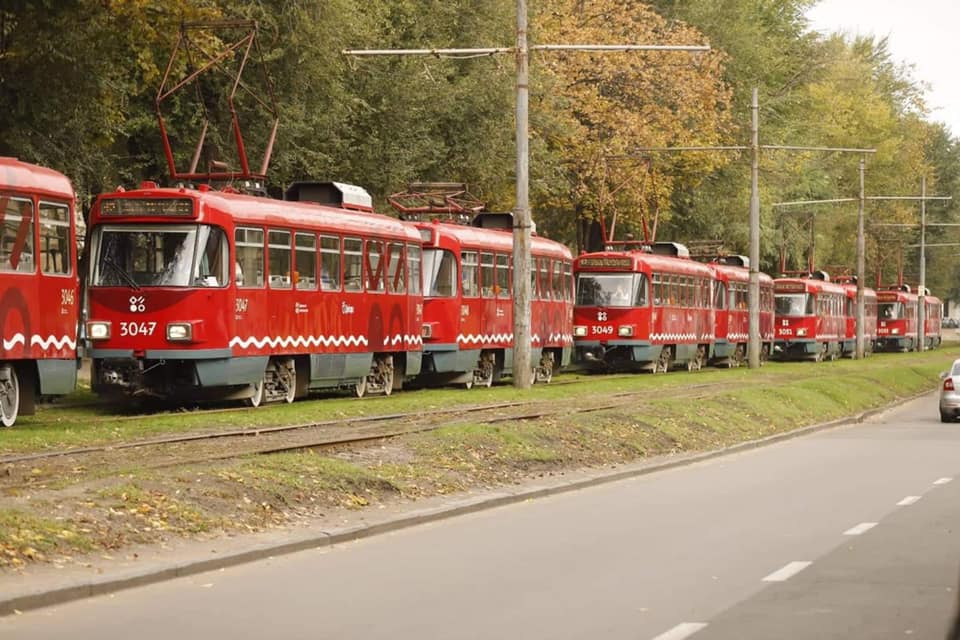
120 321 158 337
592 325 614 335
778 328 792 336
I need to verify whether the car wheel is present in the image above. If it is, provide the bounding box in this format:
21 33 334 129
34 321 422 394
941 411 952 423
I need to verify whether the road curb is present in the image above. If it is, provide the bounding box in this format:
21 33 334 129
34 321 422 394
0 389 933 617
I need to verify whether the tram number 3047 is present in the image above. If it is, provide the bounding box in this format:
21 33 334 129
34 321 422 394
120 321 158 337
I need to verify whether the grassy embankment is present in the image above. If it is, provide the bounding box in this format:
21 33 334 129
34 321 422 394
0 346 956 568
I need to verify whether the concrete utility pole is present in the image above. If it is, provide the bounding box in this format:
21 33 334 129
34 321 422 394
748 88 760 368
873 180 953 351
620 90 874 365
345 8 708 388
856 157 866 358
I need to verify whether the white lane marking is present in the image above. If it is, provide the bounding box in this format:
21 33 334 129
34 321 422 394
844 522 878 536
897 496 922 506
762 561 812 582
934 478 953 485
651 622 708 640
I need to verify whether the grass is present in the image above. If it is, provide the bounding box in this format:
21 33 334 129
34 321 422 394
1 346 956 567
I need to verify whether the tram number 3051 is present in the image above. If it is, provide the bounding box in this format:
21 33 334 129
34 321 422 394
120 321 158 337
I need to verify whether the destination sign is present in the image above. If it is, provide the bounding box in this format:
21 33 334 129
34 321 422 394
577 256 632 270
100 198 194 217
774 281 806 292
875 292 903 302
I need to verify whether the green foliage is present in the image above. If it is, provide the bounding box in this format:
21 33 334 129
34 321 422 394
0 0 958 292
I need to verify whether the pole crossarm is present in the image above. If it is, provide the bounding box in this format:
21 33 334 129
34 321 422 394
908 242 960 247
343 44 710 56
866 196 952 202
773 198 858 207
760 145 876 154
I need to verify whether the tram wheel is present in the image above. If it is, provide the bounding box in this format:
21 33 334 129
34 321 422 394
245 376 265 408
534 353 554 384
354 376 367 398
687 346 706 372
728 344 745 368
280 359 296 404
0 364 19 427
378 356 395 396
653 347 672 374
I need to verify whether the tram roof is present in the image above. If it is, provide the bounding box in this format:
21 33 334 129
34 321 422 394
0 157 74 200
417 220 572 258
574 250 715 275
93 185 420 241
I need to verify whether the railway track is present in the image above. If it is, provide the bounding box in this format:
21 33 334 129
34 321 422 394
0 381 732 490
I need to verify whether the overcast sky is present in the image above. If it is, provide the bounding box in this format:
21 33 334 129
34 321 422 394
805 0 960 136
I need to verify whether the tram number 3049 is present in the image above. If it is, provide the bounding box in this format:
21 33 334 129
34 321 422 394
120 321 158 337
592 325 614 336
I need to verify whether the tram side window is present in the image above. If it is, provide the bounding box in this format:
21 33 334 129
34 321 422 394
235 227 264 288
195 225 228 287
552 260 563 300
539 258 551 300
344 238 363 291
320 235 341 291
496 254 510 298
387 242 405 294
530 257 539 299
480 252 495 297
366 239 385 292
1 197 34 273
462 251 479 297
407 243 422 295
295 232 317 291
652 273 663 305
563 261 573 301
268 230 292 289
39 201 70 275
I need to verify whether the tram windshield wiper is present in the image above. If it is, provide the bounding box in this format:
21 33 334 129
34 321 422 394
101 256 141 290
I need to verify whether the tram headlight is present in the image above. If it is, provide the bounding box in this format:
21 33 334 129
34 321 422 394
86 321 111 340
574 325 587 337
421 324 433 339
166 322 192 341
796 328 808 337
618 325 634 337
891 328 900 335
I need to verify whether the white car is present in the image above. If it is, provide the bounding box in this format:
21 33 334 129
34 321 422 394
939 358 960 422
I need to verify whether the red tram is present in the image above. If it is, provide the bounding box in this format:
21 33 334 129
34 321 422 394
772 272 846 361
416 213 573 386
924 294 943 349
708 256 775 367
85 181 423 404
0 158 79 426
837 277 877 357
574 242 715 372
875 286 917 352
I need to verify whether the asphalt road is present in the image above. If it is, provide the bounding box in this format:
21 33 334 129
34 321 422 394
4 393 960 640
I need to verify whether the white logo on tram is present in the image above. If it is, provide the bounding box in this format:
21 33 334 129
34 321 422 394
341 302 355 315
597 310 608 321
129 295 146 313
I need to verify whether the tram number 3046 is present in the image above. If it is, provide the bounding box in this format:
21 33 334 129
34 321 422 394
120 321 158 337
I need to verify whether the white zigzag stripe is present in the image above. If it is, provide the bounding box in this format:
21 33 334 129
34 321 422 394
30 335 77 350
458 333 513 345
382 334 423 347
3 333 25 350
230 335 369 349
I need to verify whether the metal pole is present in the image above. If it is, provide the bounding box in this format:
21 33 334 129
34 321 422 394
918 176 927 352
512 0 532 388
748 87 761 368
856 156 865 358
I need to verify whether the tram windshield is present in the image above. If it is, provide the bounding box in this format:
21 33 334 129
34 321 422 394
879 302 904 320
423 248 457 297
576 273 647 307
775 293 814 316
91 224 229 288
